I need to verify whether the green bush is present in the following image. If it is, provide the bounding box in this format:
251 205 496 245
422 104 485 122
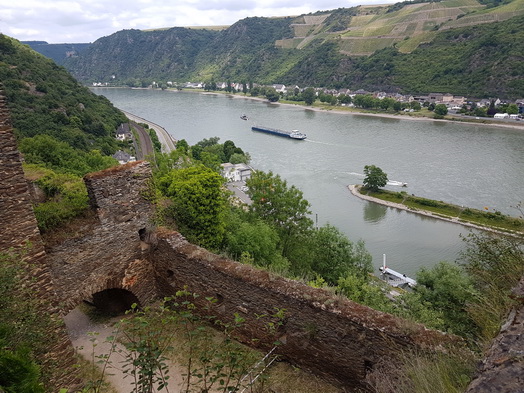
33 171 89 231
0 348 45 393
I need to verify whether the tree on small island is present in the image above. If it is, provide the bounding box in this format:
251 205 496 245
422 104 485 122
363 165 388 191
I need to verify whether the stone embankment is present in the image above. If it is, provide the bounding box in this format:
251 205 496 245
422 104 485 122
348 184 522 237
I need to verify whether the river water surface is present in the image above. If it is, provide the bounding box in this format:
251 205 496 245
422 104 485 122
95 88 524 277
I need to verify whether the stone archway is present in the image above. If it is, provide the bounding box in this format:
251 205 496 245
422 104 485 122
90 288 140 315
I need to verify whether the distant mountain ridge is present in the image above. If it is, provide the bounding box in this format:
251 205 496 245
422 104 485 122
45 0 524 98
22 41 91 65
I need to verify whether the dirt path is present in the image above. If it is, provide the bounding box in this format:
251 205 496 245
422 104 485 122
64 308 185 393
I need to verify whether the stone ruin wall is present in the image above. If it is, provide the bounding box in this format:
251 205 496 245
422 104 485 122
0 92 80 390
152 231 458 390
48 161 160 312
70 154 524 392
46 159 457 391
464 277 524 393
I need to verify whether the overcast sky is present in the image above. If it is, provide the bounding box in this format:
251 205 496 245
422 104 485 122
0 0 398 44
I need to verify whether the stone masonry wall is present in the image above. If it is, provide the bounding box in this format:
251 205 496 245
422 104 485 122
0 92 80 390
48 161 159 313
465 277 524 392
151 230 457 391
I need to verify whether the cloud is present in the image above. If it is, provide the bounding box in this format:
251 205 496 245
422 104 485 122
0 0 397 43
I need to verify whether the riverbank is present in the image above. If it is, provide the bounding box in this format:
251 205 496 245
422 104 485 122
203 90 524 132
348 184 523 238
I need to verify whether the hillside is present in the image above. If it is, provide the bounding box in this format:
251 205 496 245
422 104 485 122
62 0 524 98
21 41 91 65
0 34 126 168
66 27 219 86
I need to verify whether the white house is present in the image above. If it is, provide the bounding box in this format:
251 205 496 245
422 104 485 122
112 150 136 165
116 123 132 141
221 163 252 182
272 84 287 93
494 113 509 119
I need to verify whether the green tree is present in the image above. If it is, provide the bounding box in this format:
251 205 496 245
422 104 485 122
306 224 372 284
31 168 89 231
157 165 226 249
506 103 519 114
225 211 287 270
246 171 313 257
410 101 422 111
459 233 524 341
302 88 316 105
265 87 280 102
414 262 478 338
176 139 189 154
363 165 388 191
434 104 448 117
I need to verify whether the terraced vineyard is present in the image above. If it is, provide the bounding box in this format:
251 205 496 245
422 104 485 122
276 0 524 55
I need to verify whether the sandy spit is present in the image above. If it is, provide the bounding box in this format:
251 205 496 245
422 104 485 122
348 184 523 238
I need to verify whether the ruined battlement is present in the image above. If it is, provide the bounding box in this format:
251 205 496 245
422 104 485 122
0 92 80 390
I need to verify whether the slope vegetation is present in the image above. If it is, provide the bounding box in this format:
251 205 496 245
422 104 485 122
0 34 126 164
62 0 524 98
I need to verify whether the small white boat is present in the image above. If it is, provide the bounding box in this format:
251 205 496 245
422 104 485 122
379 254 416 288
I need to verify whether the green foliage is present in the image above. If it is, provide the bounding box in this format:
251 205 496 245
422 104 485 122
0 250 63 389
0 34 124 181
246 171 313 257
265 87 280 102
0 348 45 393
337 274 393 311
368 350 475 393
459 233 524 342
87 293 282 393
363 165 388 191
413 262 479 338
434 103 448 117
18 134 117 176
382 14 524 98
157 165 227 249
296 225 372 284
302 88 316 105
148 129 162 153
225 209 288 271
30 167 89 231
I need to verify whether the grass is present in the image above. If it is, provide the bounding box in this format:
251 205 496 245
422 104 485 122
368 349 476 393
364 188 524 235
77 301 341 393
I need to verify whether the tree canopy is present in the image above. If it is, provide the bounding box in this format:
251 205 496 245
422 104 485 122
363 165 388 191
157 165 227 250
246 171 313 256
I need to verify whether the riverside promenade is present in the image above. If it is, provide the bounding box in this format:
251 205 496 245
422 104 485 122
120 109 177 153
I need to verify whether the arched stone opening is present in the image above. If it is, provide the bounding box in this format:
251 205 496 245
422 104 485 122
89 288 140 315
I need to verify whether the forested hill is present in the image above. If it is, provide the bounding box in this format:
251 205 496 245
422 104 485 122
0 34 126 173
62 0 524 98
21 41 91 65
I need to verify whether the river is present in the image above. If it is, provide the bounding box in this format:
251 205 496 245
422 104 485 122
94 88 524 277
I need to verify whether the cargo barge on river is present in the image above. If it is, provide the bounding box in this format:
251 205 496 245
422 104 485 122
251 125 307 140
